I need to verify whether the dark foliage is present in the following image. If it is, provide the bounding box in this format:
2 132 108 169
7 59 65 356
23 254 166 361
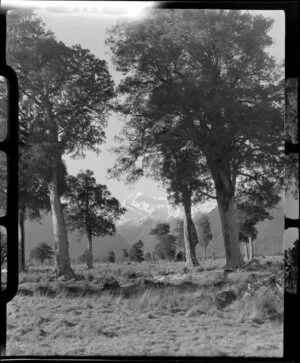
129 240 144 263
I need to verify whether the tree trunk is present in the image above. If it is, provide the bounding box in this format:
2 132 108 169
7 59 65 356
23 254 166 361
19 206 26 272
48 168 75 279
248 236 253 260
244 242 249 260
207 156 243 269
182 192 199 267
204 246 207 261
217 196 243 269
87 233 93 269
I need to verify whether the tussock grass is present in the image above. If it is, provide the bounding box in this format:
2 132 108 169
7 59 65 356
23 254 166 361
238 286 283 324
9 257 283 356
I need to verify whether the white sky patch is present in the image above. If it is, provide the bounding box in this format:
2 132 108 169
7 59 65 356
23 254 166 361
1 1 155 18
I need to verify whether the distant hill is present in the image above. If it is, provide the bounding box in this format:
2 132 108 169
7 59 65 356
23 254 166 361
197 202 284 259
24 213 131 261
118 202 285 258
23 195 285 261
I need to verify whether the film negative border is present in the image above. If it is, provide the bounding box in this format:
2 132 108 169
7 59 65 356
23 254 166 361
0 8 19 357
0 0 299 362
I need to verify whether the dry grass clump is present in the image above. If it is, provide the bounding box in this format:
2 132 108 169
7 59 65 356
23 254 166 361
185 293 214 317
113 279 217 318
118 284 213 316
19 271 52 284
7 257 284 357
238 286 283 324
121 269 144 279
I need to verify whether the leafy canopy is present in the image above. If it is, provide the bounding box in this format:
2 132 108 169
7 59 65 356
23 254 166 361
106 9 284 204
236 193 280 242
7 10 115 169
64 169 126 238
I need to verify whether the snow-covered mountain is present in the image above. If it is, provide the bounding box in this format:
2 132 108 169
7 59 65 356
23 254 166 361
22 191 285 261
116 192 218 250
116 192 284 256
117 192 217 226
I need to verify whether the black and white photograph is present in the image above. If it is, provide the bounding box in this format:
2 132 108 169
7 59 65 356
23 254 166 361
0 0 296 357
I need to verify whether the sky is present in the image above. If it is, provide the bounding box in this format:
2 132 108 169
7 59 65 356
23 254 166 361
5 2 286 204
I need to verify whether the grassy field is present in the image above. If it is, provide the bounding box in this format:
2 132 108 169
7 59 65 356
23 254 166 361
6 256 283 357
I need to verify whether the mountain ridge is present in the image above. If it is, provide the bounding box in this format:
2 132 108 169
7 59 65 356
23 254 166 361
22 192 286 260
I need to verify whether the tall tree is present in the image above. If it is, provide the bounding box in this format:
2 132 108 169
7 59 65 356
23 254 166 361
109 116 213 266
64 170 126 269
195 214 213 260
106 9 284 269
8 11 115 277
18 146 67 271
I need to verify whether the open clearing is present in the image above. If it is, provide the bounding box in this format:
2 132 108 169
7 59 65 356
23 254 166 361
6 257 283 357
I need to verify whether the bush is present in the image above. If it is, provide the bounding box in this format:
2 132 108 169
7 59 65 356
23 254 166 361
29 242 54 266
151 223 176 261
107 251 115 263
129 240 144 262
175 251 186 262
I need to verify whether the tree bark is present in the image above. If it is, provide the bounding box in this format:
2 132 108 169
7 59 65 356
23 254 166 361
182 191 199 267
244 242 249 260
217 196 243 268
44 101 74 279
248 236 254 260
87 233 93 269
207 155 243 269
19 205 26 272
48 168 75 279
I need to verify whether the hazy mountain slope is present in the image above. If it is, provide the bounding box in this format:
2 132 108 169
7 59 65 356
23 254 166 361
118 199 284 258
196 203 284 259
117 192 217 252
24 213 131 260
22 192 285 261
